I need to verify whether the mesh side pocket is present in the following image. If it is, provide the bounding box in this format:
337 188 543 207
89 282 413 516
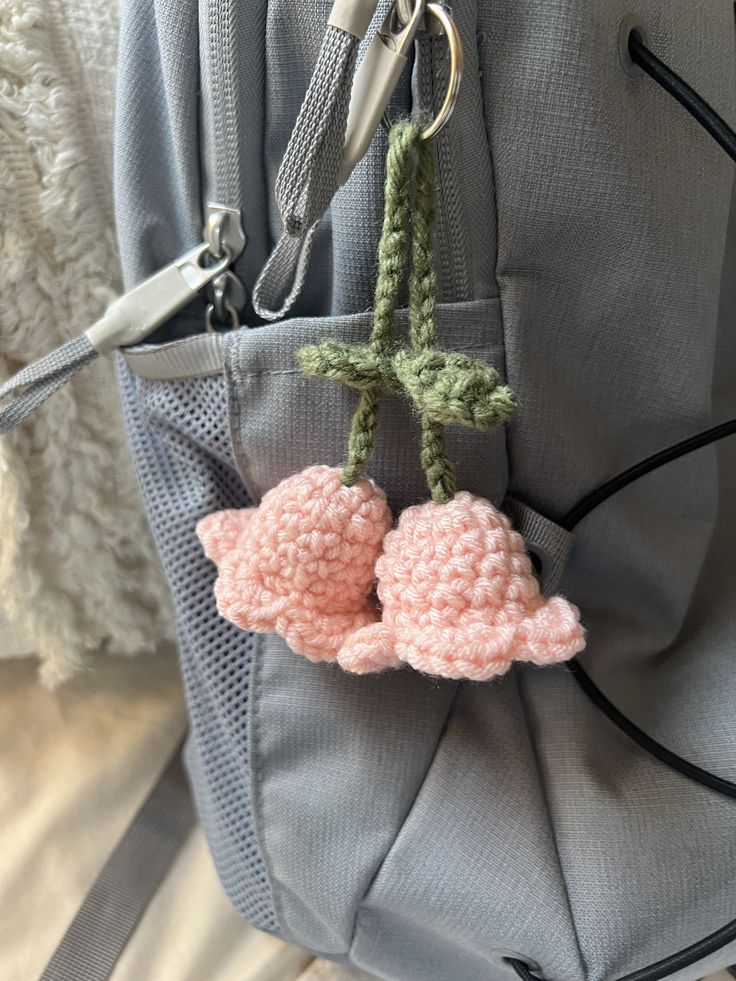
116 358 280 934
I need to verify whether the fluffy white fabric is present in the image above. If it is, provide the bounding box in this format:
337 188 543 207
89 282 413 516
0 0 174 685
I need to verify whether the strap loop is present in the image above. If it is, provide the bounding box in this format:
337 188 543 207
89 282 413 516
0 336 99 435
251 21 360 322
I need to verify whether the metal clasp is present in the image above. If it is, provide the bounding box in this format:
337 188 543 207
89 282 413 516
339 1 463 184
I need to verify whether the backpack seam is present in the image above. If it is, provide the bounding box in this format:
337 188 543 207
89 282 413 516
246 630 291 938
347 681 461 955
477 34 587 975
516 667 589 980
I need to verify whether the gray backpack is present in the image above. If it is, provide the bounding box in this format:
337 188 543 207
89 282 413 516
2 2 736 979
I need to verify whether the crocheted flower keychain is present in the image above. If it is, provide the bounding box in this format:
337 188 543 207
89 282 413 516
198 120 585 678
306 120 586 679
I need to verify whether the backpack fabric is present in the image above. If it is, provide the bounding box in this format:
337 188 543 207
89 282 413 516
111 1 736 978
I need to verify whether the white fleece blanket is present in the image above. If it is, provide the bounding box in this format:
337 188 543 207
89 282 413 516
0 0 174 684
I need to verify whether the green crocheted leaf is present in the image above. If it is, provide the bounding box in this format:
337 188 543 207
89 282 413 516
394 349 517 431
297 341 398 393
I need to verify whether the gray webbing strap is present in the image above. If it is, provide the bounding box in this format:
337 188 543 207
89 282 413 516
503 498 575 597
0 335 99 434
40 745 195 981
252 24 359 321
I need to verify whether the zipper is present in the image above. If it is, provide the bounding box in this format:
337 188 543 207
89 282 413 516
84 205 246 354
202 203 248 331
199 0 248 328
416 33 469 301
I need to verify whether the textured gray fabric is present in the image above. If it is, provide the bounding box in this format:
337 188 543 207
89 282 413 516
520 667 736 981
114 0 202 297
0 336 98 434
349 674 586 981
412 10 498 303
480 0 734 706
251 636 458 957
40 747 194 981
112 0 736 978
352 665 736 981
577 178 736 786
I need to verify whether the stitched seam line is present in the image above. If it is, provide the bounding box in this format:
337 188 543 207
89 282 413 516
347 682 460 954
237 340 505 379
476 29 514 475
516 668 588 980
247 631 290 937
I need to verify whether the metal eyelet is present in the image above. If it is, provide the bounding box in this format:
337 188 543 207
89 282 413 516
618 14 650 79
489 951 542 975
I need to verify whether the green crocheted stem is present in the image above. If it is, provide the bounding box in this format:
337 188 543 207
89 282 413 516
342 386 381 487
421 415 457 504
408 136 439 352
340 120 422 486
408 136 457 503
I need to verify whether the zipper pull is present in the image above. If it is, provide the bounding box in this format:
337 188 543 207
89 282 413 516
1 206 247 434
338 0 426 185
203 204 248 332
86 205 246 354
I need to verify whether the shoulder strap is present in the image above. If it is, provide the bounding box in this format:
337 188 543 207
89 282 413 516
40 743 194 981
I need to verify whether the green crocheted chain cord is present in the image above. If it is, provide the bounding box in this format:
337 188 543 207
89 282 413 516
298 120 516 502
406 125 456 502
298 122 417 485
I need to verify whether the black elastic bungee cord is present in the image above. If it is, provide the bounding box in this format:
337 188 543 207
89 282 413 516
559 30 736 528
628 31 736 165
560 418 736 531
507 911 736 981
566 659 736 799
503 31 736 981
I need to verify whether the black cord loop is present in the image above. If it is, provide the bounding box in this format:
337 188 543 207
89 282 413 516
505 910 736 981
501 31 736 981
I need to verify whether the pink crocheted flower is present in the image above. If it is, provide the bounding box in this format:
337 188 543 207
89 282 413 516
338 491 585 680
196 465 392 661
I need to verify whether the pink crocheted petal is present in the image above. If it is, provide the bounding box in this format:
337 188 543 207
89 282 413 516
338 622 402 675
212 566 288 634
196 508 255 566
395 625 516 682
280 602 381 663
239 465 391 605
513 596 586 666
